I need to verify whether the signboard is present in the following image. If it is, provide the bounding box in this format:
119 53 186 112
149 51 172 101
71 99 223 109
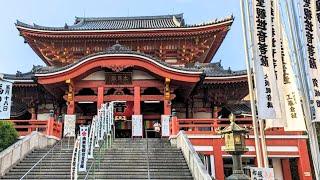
105 72 132 85
161 115 170 137
250 167 274 180
79 126 89 172
253 0 281 119
0 80 12 119
132 115 143 137
64 115 76 137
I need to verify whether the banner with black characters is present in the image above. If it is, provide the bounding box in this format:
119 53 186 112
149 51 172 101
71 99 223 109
301 0 320 122
253 0 281 119
0 79 12 119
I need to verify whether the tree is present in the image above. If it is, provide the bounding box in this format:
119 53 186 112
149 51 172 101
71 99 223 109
0 121 18 152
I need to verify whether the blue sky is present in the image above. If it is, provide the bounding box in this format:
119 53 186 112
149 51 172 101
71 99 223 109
0 0 245 74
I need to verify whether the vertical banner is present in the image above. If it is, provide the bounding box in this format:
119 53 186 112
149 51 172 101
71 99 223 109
64 115 76 137
253 0 281 119
161 115 170 137
132 115 143 137
79 126 89 172
301 0 320 122
315 0 320 39
94 115 100 148
281 30 306 131
266 0 285 128
88 117 96 159
0 80 12 119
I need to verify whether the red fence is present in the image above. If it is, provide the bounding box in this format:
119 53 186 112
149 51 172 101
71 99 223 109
6 119 63 139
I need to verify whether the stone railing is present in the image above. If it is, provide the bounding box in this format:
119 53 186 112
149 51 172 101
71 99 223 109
170 131 212 180
0 131 58 176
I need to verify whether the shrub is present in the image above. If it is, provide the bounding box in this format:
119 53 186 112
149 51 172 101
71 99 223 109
0 121 19 152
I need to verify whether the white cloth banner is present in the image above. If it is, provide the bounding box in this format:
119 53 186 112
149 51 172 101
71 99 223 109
88 117 96 159
79 126 89 172
161 115 170 137
0 80 12 119
301 0 320 122
253 0 281 119
266 0 285 128
132 115 143 137
281 30 306 131
250 167 275 180
64 115 76 137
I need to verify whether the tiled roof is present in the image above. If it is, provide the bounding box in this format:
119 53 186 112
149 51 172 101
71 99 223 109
193 61 247 77
16 14 234 31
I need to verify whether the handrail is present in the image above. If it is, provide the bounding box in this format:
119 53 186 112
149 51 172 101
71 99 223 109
84 131 113 180
173 131 212 180
71 136 80 180
19 134 67 180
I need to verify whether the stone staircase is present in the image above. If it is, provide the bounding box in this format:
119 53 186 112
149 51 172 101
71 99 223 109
80 138 193 180
1 137 74 180
1 138 193 180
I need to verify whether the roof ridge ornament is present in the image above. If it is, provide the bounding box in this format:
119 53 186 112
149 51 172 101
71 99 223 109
106 42 131 52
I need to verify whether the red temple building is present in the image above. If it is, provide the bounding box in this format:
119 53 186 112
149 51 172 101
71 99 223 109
2 14 313 179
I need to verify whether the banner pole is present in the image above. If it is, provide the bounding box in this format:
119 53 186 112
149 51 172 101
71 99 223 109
285 0 320 178
240 0 262 167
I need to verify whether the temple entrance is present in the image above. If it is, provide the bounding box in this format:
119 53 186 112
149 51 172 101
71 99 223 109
142 101 163 138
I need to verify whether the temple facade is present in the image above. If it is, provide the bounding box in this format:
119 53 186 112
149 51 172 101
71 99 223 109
2 14 312 179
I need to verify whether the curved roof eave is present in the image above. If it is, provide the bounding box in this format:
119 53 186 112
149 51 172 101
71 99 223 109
35 52 204 77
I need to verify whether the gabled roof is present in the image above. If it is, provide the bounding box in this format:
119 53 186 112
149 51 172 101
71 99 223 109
16 14 233 31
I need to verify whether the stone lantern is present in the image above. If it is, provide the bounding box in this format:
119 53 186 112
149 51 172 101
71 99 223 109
217 113 250 180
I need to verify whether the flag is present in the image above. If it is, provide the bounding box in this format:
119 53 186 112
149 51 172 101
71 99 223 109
281 29 306 131
300 0 320 122
266 0 285 128
252 0 281 119
0 79 12 119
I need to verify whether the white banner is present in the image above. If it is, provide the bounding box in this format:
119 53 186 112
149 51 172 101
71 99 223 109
266 0 285 128
281 30 306 131
132 115 143 137
301 0 320 122
0 80 12 119
161 115 170 137
88 117 96 159
79 126 89 172
253 0 281 119
64 115 76 137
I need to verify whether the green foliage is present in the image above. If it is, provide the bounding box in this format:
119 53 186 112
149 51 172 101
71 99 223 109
0 121 18 152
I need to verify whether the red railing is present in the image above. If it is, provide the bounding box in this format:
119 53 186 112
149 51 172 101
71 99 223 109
6 118 63 139
171 117 302 135
171 117 252 135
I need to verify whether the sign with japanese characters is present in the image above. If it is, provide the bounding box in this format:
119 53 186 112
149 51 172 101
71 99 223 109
132 115 143 137
301 0 320 121
253 0 281 119
88 116 96 159
0 80 12 119
250 167 274 180
63 115 76 137
79 126 89 172
161 115 170 137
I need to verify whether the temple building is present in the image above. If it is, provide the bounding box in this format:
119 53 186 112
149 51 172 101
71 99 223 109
2 14 312 179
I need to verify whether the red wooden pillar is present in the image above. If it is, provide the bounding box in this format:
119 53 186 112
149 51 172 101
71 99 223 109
281 159 292 180
134 86 141 115
297 139 312 180
97 86 104 109
213 139 224 180
31 107 37 120
67 101 75 115
164 99 171 115
171 116 179 135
